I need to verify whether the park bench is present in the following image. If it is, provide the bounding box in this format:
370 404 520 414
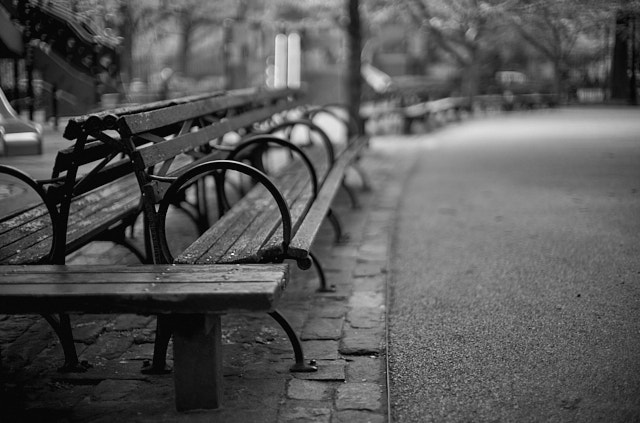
106 87 369 376
0 91 228 372
106 88 369 406
361 92 559 134
361 96 472 134
0 263 289 411
0 134 144 372
0 87 369 411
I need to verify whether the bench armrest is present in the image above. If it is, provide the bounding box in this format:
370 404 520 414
227 134 319 199
264 119 336 172
155 160 293 263
0 164 60 263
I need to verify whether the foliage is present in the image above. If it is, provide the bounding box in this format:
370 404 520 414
383 0 630 96
58 0 637 99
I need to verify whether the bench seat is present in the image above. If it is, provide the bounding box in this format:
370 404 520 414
0 263 288 314
0 175 141 265
175 136 367 267
0 263 289 411
173 144 338 266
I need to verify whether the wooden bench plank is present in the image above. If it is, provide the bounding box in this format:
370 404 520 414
260 148 332 258
0 262 289 411
119 88 300 135
218 146 331 261
287 135 370 260
0 203 49 236
218 166 317 262
0 263 288 314
173 151 314 265
0 176 141 264
134 101 304 168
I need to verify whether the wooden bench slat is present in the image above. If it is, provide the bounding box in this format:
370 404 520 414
221 146 332 260
0 205 52 250
0 264 288 314
243 147 331 261
135 101 304 168
0 177 141 264
180 158 315 265
0 203 49 236
64 184 141 248
288 135 369 259
119 88 300 135
53 139 120 174
63 92 227 140
174 153 313 264
173 173 279 264
218 170 315 263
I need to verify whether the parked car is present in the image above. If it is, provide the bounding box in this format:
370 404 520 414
0 87 43 156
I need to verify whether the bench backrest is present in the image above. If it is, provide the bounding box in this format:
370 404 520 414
116 88 304 199
0 132 139 264
85 88 306 264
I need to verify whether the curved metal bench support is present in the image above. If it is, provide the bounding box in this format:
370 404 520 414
228 135 320 201
340 179 361 210
0 165 60 259
309 250 336 293
149 160 295 373
41 313 90 373
326 208 348 245
156 160 293 264
346 158 373 193
0 165 86 372
263 120 336 179
303 105 372 194
142 314 173 375
304 103 359 139
268 310 318 373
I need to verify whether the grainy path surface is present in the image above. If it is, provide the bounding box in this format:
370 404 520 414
388 108 640 422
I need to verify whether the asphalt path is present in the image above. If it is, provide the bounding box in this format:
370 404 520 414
387 108 640 422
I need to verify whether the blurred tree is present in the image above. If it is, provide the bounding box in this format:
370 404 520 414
396 0 637 100
116 1 167 82
347 0 363 133
501 0 610 98
74 0 168 82
610 5 639 104
161 1 242 75
400 0 511 97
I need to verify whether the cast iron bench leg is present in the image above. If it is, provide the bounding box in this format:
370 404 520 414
309 251 336 293
341 179 361 209
350 161 372 192
268 310 317 373
42 313 86 372
143 315 173 374
327 208 348 244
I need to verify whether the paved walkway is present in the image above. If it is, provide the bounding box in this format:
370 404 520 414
0 124 415 422
388 107 640 422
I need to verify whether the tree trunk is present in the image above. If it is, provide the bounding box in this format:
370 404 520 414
176 12 192 75
610 10 631 102
463 47 479 98
630 15 637 105
118 3 134 83
552 58 564 100
346 0 363 135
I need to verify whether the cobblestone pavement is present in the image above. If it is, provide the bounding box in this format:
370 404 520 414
0 131 418 422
